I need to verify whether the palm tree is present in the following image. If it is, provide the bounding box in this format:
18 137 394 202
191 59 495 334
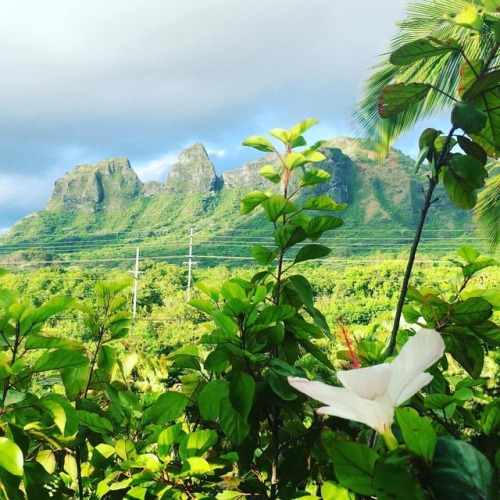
352 0 500 353
353 0 498 157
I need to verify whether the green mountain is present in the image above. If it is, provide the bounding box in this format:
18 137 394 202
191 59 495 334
0 139 475 267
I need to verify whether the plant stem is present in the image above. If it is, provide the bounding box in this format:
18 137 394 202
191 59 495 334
387 176 437 356
76 447 84 500
387 127 457 356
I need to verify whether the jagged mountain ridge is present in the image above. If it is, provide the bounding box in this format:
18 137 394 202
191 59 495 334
0 139 472 265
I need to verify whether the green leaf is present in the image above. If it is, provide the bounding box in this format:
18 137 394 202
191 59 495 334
195 282 220 302
390 37 457 66
32 349 88 372
285 152 309 170
450 155 488 189
302 195 347 211
157 423 185 461
204 349 231 372
327 440 378 496
115 439 136 460
256 305 295 325
198 380 229 419
220 281 246 301
449 297 493 325
242 135 275 152
480 399 500 436
259 164 281 184
0 437 23 476
288 275 314 311
288 118 319 141
449 335 484 379
457 137 487 166
274 225 307 250
463 70 500 100
373 449 427 500
188 299 214 315
268 128 289 144
142 391 188 425
268 369 297 400
25 334 83 350
429 436 496 500
424 393 458 410
180 456 213 476
219 397 250 445
77 410 114 434
31 296 75 324
241 190 269 215
457 245 480 263
321 482 354 500
462 258 499 278
213 311 238 335
446 4 483 30
24 462 68 500
229 372 255 420
252 245 276 266
97 345 116 374
294 244 330 264
299 168 331 188
261 195 297 221
470 87 500 158
378 83 431 118
395 407 437 464
61 364 91 400
305 215 343 240
179 429 218 461
443 167 477 209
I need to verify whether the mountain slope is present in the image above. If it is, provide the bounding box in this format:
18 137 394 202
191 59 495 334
0 139 474 266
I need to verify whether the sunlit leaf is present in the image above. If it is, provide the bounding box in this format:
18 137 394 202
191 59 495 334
259 164 281 183
378 83 431 118
294 244 330 264
240 191 269 215
395 407 437 463
261 195 297 221
302 195 347 211
390 37 457 66
0 437 23 476
242 135 275 152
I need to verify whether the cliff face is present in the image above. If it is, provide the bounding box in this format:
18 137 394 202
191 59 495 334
3 137 470 245
164 143 218 197
46 158 143 213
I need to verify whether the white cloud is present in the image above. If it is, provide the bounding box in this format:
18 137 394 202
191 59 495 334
0 0 408 228
134 153 180 182
206 149 226 158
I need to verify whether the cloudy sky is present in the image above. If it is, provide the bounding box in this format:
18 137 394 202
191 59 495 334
0 0 413 230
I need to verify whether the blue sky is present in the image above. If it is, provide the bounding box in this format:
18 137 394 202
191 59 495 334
0 0 420 230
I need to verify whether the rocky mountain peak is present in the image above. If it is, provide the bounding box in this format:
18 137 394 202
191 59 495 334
46 157 143 213
165 143 219 196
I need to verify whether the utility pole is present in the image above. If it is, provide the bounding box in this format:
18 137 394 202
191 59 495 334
133 246 140 318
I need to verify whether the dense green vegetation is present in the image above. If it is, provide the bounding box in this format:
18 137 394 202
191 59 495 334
0 1 499 498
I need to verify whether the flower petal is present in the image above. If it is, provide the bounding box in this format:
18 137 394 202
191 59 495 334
288 377 394 433
387 329 445 405
393 373 433 407
337 364 391 400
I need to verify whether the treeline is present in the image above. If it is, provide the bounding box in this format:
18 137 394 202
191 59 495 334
2 258 497 356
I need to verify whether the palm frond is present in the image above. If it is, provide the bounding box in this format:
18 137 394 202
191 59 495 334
352 0 498 157
474 164 500 253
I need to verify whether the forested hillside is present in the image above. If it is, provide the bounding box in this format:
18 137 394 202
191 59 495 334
0 138 476 268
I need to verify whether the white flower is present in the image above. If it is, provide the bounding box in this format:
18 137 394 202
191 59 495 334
288 328 445 435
